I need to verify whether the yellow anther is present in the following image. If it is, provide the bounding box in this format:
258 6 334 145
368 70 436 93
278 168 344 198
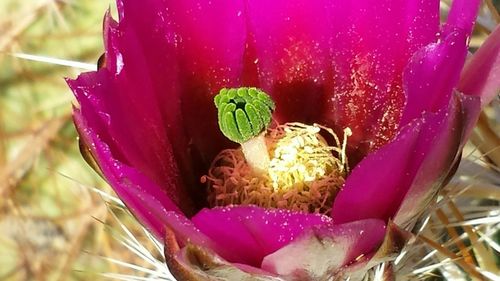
268 123 348 191
203 122 351 214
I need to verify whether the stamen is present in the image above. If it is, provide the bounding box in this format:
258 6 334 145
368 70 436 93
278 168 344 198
202 122 351 214
268 123 348 190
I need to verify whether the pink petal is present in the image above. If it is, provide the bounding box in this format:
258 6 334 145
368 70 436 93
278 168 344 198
68 66 195 213
332 94 466 224
261 219 386 278
163 0 248 165
75 111 234 251
442 0 481 37
73 111 181 239
459 25 500 107
190 205 332 267
69 1 201 211
459 94 483 142
104 2 192 179
394 93 480 226
162 0 246 91
324 0 440 156
400 0 480 125
399 30 468 125
246 0 440 164
245 0 336 123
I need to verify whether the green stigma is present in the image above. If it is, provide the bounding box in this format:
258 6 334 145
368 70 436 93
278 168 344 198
215 87 275 143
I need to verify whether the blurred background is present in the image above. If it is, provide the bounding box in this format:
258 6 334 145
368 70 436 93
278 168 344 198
0 1 161 280
0 1 498 280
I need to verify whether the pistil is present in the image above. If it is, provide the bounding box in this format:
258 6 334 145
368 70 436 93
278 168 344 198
214 87 275 172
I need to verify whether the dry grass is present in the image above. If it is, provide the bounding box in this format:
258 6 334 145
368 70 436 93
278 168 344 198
0 1 498 281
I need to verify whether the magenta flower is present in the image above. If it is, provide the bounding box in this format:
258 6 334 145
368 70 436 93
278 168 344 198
68 0 499 279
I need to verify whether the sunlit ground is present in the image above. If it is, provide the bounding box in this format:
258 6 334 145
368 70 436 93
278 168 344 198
0 1 498 280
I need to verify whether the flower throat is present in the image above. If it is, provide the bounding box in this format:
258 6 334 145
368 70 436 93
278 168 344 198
201 87 350 214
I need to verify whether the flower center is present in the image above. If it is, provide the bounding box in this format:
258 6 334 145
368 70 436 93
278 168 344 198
203 87 351 214
268 123 350 191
